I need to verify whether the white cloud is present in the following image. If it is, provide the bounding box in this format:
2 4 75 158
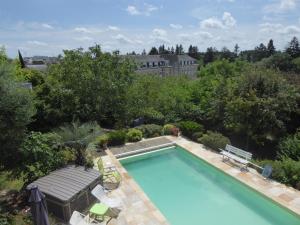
126 6 140 15
74 36 94 42
200 17 224 29
264 0 298 13
152 28 167 36
112 34 133 44
178 33 192 41
74 27 92 33
259 23 283 33
259 22 300 35
200 12 236 29
73 27 102 34
222 12 236 27
194 31 214 39
41 23 53 29
278 25 300 34
15 21 55 30
108 26 120 31
151 28 170 44
170 24 183 29
144 3 158 15
126 3 158 16
27 41 48 46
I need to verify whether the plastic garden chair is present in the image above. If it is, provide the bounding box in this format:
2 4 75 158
69 211 105 225
89 203 109 222
91 184 122 209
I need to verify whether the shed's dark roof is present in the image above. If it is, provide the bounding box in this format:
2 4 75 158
27 166 100 202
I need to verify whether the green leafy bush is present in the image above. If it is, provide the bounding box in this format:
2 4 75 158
135 124 163 138
258 158 300 190
162 124 175 135
192 132 204 142
143 108 165 125
178 121 204 139
108 130 127 146
59 147 76 164
199 131 230 151
95 134 109 149
126 129 143 142
19 132 64 185
278 131 300 161
84 155 94 168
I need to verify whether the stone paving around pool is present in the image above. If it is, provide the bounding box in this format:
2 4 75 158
97 136 300 225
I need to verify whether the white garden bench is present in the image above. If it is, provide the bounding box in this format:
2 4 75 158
219 144 252 171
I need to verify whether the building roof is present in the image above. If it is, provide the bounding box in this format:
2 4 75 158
124 55 168 63
26 64 48 71
27 165 101 202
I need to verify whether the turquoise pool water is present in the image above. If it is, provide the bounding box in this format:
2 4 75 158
120 146 300 225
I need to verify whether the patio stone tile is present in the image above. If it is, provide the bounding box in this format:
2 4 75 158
279 193 294 202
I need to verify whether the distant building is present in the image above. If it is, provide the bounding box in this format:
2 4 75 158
23 56 59 71
18 50 58 71
125 54 198 78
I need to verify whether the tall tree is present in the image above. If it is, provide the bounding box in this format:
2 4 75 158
0 64 36 169
203 47 217 65
170 46 175 54
0 46 7 65
234 44 240 57
267 39 276 56
179 44 184 54
254 43 268 61
141 49 146 55
158 45 165 54
220 47 235 62
149 47 159 55
286 37 300 58
175 44 180 55
188 45 199 59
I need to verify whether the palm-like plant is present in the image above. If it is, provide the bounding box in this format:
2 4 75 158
54 121 102 150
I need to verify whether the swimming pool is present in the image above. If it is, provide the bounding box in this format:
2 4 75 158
120 146 300 225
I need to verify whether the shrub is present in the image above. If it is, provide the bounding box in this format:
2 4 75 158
277 131 300 161
162 124 180 136
84 155 94 168
162 124 175 135
178 121 204 139
135 124 163 138
59 147 76 164
199 131 230 151
95 134 109 149
108 130 127 146
170 127 180 136
257 158 300 190
143 108 165 125
19 132 64 184
192 132 204 142
127 128 143 142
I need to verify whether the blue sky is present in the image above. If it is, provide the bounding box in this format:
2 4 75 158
1 0 300 57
